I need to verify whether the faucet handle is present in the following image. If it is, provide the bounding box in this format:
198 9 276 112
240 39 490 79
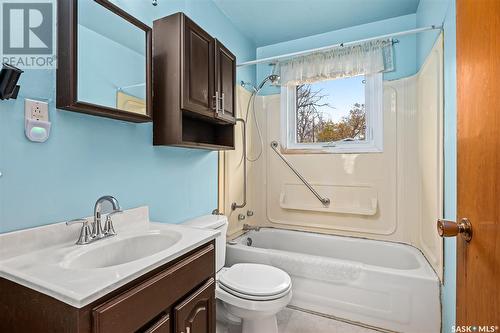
103 210 122 236
66 218 93 245
66 218 88 226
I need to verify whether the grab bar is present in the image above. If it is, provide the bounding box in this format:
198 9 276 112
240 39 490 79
270 141 330 206
232 118 247 210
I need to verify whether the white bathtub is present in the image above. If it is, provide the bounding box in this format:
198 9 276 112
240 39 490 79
226 228 440 333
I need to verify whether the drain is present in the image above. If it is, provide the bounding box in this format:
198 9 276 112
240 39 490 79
246 237 253 246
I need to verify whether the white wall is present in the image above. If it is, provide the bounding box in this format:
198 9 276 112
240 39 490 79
222 87 255 236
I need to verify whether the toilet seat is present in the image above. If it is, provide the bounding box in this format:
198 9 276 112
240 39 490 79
218 263 291 300
216 283 293 312
219 281 292 301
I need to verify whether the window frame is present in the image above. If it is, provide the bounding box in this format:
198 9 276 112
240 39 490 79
280 73 384 153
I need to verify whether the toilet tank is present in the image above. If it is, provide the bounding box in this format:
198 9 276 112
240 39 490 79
183 214 228 271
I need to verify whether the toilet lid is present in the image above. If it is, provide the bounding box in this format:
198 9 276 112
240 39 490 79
218 263 291 297
218 281 292 301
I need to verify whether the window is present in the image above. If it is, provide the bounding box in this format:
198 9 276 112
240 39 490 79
281 73 383 153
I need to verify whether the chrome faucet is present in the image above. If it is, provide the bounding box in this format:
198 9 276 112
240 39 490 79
93 195 121 238
66 195 122 245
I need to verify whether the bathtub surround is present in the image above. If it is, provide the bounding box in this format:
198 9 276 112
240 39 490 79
416 0 457 331
227 39 444 275
221 86 255 235
221 4 456 330
0 0 256 233
222 11 448 331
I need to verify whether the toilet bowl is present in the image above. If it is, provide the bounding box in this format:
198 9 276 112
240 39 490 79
183 215 292 333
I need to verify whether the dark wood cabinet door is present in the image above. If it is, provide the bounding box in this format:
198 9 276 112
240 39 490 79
92 244 215 333
182 17 216 119
143 314 170 333
215 41 236 124
174 279 215 333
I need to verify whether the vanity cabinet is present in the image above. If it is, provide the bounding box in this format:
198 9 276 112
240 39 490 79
0 242 216 333
153 12 236 150
144 314 171 333
174 279 215 333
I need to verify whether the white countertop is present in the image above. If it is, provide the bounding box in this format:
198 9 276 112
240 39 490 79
0 207 218 308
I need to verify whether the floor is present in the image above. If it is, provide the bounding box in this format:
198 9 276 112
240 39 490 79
217 307 381 333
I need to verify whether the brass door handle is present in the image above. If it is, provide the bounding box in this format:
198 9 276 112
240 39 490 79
437 218 472 242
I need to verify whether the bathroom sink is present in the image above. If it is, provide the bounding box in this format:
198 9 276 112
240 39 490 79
61 232 182 269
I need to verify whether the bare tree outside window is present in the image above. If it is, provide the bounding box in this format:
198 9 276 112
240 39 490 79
295 81 366 144
295 84 330 143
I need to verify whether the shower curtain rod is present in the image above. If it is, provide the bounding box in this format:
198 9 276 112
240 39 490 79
237 25 443 67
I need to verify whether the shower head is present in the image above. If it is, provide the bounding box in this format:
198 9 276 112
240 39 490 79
257 74 280 91
240 81 257 93
240 74 280 94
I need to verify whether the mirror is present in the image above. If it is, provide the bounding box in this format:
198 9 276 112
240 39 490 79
57 0 152 122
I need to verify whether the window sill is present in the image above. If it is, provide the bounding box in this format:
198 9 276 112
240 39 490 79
280 145 383 154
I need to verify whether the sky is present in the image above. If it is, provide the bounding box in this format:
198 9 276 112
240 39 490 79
311 75 365 122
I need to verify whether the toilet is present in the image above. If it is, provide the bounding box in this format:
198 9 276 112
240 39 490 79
183 215 292 333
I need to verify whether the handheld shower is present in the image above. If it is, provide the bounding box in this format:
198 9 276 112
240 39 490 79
239 74 280 162
257 74 280 90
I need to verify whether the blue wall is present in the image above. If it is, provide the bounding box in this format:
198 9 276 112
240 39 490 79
416 0 456 332
0 0 255 233
255 14 417 95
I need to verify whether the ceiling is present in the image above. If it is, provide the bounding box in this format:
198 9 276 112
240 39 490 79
212 0 421 47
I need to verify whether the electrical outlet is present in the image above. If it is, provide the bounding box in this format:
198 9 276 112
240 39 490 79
25 98 49 122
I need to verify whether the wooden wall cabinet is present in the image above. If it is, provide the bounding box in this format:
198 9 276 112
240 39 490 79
0 242 216 333
153 13 236 150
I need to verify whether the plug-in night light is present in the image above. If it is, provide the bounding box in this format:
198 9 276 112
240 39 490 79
25 118 51 142
30 127 47 140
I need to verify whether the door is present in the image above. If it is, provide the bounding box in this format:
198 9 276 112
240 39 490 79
456 0 500 325
182 16 216 119
174 279 215 333
215 41 236 124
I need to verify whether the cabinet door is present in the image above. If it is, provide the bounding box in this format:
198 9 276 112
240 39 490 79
143 314 170 333
215 41 236 124
182 17 216 119
174 279 215 333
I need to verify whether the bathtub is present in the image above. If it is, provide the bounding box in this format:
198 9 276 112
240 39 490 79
226 228 440 333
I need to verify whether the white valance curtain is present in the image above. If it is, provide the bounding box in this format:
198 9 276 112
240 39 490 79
273 38 394 86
